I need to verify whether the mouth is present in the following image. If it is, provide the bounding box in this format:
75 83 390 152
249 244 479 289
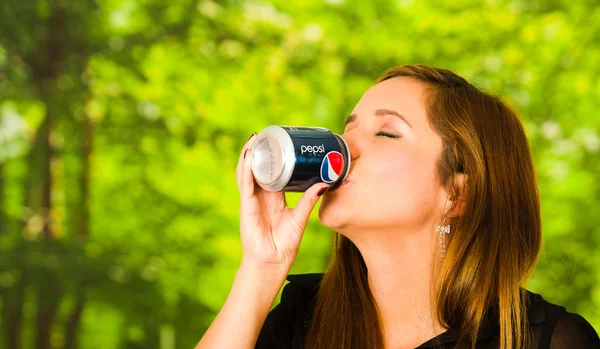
331 178 351 191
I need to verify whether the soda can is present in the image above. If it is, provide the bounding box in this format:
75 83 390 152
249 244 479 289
250 126 351 192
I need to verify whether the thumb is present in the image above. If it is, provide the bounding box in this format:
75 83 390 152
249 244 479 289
291 183 330 227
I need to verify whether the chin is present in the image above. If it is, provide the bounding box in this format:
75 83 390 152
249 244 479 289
317 196 352 230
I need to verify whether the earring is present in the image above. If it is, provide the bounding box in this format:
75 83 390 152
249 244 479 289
436 218 451 260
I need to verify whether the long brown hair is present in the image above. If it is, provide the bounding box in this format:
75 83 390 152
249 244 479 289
305 65 542 349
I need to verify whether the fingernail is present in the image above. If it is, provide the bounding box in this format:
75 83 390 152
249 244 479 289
243 149 248 159
317 186 329 197
247 132 257 141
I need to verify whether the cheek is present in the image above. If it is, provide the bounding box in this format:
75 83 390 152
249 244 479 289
318 149 440 228
367 150 423 188
362 152 439 213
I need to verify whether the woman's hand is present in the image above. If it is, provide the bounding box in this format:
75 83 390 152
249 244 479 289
236 133 329 268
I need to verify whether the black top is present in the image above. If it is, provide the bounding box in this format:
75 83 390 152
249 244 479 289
256 273 600 349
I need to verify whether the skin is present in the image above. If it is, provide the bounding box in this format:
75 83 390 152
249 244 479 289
319 76 465 349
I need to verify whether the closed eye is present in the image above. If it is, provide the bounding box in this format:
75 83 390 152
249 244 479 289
375 131 401 139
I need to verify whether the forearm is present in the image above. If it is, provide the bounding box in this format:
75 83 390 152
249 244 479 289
195 260 291 349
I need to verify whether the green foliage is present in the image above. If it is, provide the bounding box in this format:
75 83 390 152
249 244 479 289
0 0 599 348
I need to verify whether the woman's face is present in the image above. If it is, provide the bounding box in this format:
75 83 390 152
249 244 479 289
319 76 446 236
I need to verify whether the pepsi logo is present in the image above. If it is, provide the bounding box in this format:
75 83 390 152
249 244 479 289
301 144 325 154
320 151 344 183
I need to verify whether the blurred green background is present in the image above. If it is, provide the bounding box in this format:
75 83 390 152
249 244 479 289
1 0 599 348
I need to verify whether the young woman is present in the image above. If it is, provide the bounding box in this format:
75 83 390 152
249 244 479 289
197 65 600 349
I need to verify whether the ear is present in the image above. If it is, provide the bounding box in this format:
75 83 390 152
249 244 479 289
447 173 467 218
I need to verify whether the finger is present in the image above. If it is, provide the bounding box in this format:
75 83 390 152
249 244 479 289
263 189 287 215
240 142 256 200
236 132 257 185
290 183 330 227
237 132 258 189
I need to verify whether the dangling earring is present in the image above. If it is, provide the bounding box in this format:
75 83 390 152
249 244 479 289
436 217 451 260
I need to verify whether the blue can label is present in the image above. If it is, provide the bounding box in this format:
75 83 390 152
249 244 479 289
281 127 348 191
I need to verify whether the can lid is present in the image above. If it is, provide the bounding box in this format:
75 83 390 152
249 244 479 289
252 134 284 185
251 126 296 191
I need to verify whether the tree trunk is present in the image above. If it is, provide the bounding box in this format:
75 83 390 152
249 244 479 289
40 114 53 240
64 288 85 349
64 102 94 349
34 280 61 349
33 113 61 349
3 278 25 349
0 163 4 234
2 109 53 349
75 106 93 244
31 1 66 346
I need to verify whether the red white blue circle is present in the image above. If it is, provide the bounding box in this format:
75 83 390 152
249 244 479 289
320 151 344 183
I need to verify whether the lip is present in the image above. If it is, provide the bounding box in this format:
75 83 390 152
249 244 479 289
331 178 351 190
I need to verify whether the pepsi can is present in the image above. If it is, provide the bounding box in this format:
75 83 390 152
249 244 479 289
250 126 351 192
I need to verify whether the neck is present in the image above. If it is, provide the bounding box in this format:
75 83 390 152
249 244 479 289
346 225 447 348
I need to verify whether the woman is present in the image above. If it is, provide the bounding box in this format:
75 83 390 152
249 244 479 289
197 65 600 349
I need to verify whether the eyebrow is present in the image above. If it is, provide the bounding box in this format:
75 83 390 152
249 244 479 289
344 109 413 129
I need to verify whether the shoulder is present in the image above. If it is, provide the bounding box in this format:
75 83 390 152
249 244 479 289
285 273 324 294
278 273 323 313
524 289 600 348
254 273 323 349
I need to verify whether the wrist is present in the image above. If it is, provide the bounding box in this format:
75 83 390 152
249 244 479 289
238 258 291 285
240 257 292 273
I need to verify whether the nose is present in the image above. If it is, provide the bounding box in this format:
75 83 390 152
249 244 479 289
340 129 362 163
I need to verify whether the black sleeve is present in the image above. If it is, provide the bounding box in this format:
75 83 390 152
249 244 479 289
549 312 600 349
255 282 302 349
